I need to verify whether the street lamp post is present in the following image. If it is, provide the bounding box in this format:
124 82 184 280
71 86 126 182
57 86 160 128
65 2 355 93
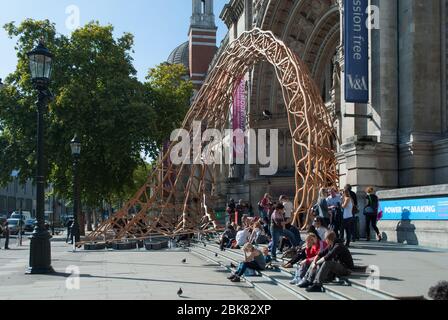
26 41 54 274
70 135 81 244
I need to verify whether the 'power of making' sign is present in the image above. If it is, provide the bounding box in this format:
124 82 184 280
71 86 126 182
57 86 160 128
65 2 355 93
344 0 369 103
381 197 448 221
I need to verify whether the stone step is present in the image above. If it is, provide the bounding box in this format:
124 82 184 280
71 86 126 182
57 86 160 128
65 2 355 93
203 242 390 300
191 247 301 300
193 244 339 300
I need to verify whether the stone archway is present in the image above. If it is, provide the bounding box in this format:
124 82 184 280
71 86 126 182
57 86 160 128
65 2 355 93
85 28 337 244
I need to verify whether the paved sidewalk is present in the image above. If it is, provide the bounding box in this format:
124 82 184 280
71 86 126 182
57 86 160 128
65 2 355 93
0 239 263 300
345 241 448 299
1 236 446 300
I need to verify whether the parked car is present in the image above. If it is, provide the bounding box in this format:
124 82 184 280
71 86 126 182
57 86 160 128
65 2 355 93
24 218 37 232
6 218 24 235
10 211 32 222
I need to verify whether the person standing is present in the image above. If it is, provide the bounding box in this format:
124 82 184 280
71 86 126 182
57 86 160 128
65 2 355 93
327 188 342 237
345 184 359 241
280 195 294 225
227 199 236 224
270 204 300 260
3 222 10 250
315 188 329 221
65 219 73 243
364 187 382 241
235 200 247 226
341 190 354 247
259 194 271 220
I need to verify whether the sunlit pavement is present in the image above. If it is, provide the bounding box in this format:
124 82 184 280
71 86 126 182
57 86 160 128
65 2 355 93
0 236 263 300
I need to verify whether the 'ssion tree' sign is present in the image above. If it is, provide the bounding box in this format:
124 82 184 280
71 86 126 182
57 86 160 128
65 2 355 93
344 0 369 103
381 197 448 221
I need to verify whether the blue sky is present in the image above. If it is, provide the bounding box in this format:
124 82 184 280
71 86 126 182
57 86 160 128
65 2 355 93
0 0 229 82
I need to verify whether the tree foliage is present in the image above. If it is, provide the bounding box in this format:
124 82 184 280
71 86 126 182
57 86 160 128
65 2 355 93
143 63 193 158
0 19 193 208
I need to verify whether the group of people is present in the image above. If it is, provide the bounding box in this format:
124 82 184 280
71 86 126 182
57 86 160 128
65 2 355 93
309 185 382 247
226 199 254 226
222 186 382 290
223 195 302 257
224 213 356 291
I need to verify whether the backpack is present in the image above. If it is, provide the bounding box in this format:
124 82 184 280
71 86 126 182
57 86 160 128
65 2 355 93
364 195 378 216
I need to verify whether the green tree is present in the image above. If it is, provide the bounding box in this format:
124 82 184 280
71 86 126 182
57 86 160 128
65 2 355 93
143 63 193 159
0 19 192 220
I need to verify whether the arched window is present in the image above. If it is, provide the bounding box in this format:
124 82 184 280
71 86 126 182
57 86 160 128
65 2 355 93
201 0 206 15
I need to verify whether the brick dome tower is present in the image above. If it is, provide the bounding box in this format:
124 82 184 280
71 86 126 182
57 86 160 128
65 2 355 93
189 0 217 89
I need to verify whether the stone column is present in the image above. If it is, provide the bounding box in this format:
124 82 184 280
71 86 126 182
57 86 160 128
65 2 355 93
397 0 442 187
376 0 398 145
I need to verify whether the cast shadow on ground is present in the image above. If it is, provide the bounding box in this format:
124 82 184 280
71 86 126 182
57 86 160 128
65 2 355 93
45 272 250 289
396 210 419 246
52 259 221 269
349 273 403 282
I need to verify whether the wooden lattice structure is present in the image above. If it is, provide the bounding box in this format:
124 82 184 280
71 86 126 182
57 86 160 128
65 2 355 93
83 28 337 245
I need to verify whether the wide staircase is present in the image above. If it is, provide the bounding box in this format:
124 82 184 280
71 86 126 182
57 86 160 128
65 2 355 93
190 239 424 300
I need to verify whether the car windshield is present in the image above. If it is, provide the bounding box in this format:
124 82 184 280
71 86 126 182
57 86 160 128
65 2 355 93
8 220 18 225
26 219 36 223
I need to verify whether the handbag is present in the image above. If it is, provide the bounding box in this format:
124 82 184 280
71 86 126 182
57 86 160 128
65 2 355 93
363 195 377 215
377 210 383 221
377 202 383 221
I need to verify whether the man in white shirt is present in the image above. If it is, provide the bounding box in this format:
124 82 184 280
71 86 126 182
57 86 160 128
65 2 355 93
235 227 251 248
280 195 294 224
326 188 341 208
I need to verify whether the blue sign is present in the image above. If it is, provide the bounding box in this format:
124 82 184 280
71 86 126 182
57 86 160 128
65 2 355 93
381 197 448 221
344 0 369 103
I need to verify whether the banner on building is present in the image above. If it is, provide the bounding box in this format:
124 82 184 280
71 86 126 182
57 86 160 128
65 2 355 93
381 197 448 221
232 79 246 159
344 0 369 103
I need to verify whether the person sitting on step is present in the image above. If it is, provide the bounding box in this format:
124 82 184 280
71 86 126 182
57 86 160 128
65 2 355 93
298 231 354 292
248 221 269 245
282 225 323 269
220 222 237 251
234 226 251 249
228 243 266 282
290 233 321 285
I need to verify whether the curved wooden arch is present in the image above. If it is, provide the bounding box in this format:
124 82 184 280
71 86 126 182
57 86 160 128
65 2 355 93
84 28 337 244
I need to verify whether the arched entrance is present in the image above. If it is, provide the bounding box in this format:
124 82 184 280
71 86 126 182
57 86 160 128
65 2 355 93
85 28 337 244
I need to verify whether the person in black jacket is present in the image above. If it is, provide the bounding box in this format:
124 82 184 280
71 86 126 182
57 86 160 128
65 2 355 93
65 219 73 243
364 187 382 241
298 231 354 292
220 223 237 251
3 222 10 250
